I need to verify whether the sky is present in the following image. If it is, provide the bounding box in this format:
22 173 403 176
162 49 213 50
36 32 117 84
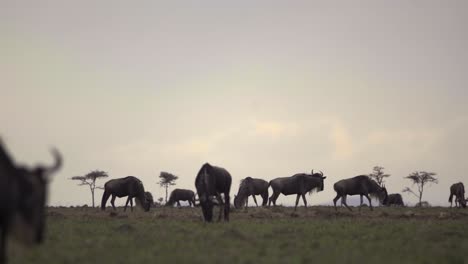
1 1 467 207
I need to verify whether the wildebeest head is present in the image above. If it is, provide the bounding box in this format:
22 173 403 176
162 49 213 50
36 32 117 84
311 170 327 192
233 194 247 209
144 192 154 209
11 148 62 245
459 198 467 208
378 185 389 205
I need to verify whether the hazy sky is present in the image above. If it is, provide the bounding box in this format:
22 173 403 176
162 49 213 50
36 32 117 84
1 1 467 207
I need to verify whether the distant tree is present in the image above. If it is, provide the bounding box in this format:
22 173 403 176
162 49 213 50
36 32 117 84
157 197 164 205
71 170 109 207
368 166 390 187
403 171 438 206
158 171 178 203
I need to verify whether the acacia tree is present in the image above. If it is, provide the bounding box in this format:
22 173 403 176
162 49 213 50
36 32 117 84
158 171 178 203
403 171 438 206
71 170 108 207
369 166 390 187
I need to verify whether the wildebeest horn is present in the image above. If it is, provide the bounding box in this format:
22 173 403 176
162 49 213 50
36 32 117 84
319 171 323 176
45 148 62 176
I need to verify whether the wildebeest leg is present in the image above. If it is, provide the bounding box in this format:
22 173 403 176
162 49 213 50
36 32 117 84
333 194 341 211
294 194 301 211
216 194 224 222
252 195 259 207
224 193 230 221
342 195 352 211
110 195 117 210
0 225 6 264
269 191 280 206
364 194 373 210
124 197 131 212
261 191 268 206
177 201 181 207
130 198 133 212
302 194 307 208
359 195 363 212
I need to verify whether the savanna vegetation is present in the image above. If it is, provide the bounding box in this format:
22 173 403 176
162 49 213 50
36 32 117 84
9 206 468 264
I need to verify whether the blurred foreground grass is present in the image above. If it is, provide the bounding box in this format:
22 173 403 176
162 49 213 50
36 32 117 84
9 206 468 264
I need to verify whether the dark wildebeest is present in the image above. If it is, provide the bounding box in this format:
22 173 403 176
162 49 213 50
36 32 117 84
166 189 196 207
333 175 388 211
101 176 151 212
0 141 62 263
234 177 269 208
144 192 154 208
449 182 466 208
268 171 327 210
195 163 232 222
380 192 404 207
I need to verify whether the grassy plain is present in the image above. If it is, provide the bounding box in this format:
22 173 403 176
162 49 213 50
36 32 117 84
8 206 468 264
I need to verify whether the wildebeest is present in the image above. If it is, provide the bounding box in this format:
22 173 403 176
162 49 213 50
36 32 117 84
234 177 269 209
449 182 466 208
333 175 388 211
144 192 154 207
101 176 151 212
166 189 196 207
268 171 327 210
381 192 404 206
195 163 232 222
0 141 62 263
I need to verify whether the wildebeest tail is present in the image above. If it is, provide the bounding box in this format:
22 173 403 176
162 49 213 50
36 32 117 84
101 189 109 210
448 193 453 203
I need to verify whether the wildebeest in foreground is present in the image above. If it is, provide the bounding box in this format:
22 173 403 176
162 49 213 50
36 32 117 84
234 177 269 209
0 141 62 263
381 193 404 206
101 176 151 212
333 175 388 211
268 171 327 210
449 182 466 208
166 189 196 207
195 163 232 222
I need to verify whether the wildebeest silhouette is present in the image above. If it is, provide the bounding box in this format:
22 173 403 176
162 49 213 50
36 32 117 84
381 192 404 206
449 182 466 208
268 171 327 210
195 163 232 222
0 140 62 263
234 177 269 209
101 176 151 212
166 189 196 207
333 175 388 211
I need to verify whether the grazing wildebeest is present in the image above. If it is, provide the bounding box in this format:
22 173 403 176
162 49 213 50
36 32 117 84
144 192 154 207
0 141 62 263
333 175 388 211
166 189 196 207
268 171 327 210
381 192 404 206
449 182 466 208
101 176 151 212
234 177 269 209
195 163 232 222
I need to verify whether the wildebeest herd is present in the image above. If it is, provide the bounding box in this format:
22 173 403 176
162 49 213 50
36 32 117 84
0 141 467 263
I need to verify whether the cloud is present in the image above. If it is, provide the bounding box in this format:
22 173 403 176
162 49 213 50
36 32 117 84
329 121 354 160
252 120 299 139
316 116 355 160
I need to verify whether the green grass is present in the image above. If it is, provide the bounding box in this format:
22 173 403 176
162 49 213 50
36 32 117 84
9 206 468 264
